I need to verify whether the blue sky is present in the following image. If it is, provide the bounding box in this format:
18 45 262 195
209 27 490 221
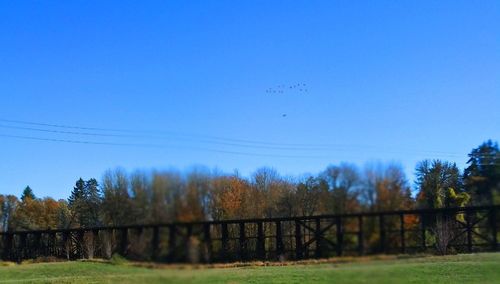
0 1 498 199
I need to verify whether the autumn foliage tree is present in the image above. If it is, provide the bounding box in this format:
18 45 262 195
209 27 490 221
3 140 498 237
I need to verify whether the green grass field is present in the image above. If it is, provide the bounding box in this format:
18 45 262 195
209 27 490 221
1 253 500 284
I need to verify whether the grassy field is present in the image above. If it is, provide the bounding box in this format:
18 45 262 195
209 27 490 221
1 253 500 283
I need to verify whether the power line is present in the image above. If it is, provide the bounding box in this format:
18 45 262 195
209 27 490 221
1 130 478 162
0 118 468 157
0 118 322 146
0 133 329 159
0 124 337 151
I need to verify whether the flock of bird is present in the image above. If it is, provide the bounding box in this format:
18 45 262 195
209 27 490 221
265 83 308 94
265 83 309 118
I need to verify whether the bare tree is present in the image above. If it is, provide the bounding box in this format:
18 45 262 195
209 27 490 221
432 213 455 255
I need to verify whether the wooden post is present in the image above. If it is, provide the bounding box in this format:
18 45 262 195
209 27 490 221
92 229 99 258
49 232 57 257
379 215 386 253
203 223 212 263
239 222 247 261
186 224 193 239
275 221 284 259
62 231 70 260
400 214 406 254
19 233 27 260
295 220 303 259
257 221 265 259
466 210 473 253
420 213 426 251
336 217 343 256
315 218 322 258
120 228 128 256
152 226 160 261
33 232 41 258
77 230 85 259
185 224 193 263
358 216 364 255
133 227 143 258
168 225 177 261
221 223 229 261
490 207 498 251
2 233 13 261
136 227 143 238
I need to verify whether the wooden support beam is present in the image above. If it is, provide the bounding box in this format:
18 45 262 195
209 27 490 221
490 207 498 251
379 215 386 253
295 220 303 259
315 218 322 258
120 228 128 256
257 222 265 259
62 231 70 260
466 210 473 253
33 232 41 258
92 229 99 259
135 227 143 238
358 216 364 255
239 222 247 261
2 233 13 260
420 213 426 251
400 214 406 254
49 232 56 257
203 223 212 263
168 225 177 261
221 223 229 261
19 233 27 260
275 221 284 259
152 226 160 261
186 224 193 239
77 230 85 259
336 217 343 256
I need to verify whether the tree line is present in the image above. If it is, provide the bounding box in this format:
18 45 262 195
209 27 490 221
1 140 499 232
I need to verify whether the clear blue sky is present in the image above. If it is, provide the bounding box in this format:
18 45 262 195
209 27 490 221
0 1 498 199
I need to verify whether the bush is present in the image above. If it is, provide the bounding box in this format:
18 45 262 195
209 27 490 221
21 256 63 264
109 254 128 265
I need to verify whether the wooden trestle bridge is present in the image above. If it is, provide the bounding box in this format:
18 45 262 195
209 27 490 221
1 205 498 263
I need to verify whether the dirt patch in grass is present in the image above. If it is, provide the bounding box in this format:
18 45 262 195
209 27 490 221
124 253 431 270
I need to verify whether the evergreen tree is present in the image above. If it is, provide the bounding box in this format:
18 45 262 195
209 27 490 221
20 186 36 202
68 178 102 227
68 178 85 227
85 178 102 226
464 140 500 205
415 160 465 209
68 178 85 209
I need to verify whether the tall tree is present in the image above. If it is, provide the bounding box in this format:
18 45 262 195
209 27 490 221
209 174 252 220
251 167 289 218
179 168 211 222
68 178 85 227
0 194 19 232
322 163 361 214
150 171 183 223
362 163 413 212
101 169 132 226
130 171 151 224
415 160 466 209
0 195 18 232
464 140 500 205
295 177 329 216
85 178 102 226
20 186 35 202
11 187 45 230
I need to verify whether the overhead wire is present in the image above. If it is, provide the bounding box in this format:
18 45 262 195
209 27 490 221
1 118 495 160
